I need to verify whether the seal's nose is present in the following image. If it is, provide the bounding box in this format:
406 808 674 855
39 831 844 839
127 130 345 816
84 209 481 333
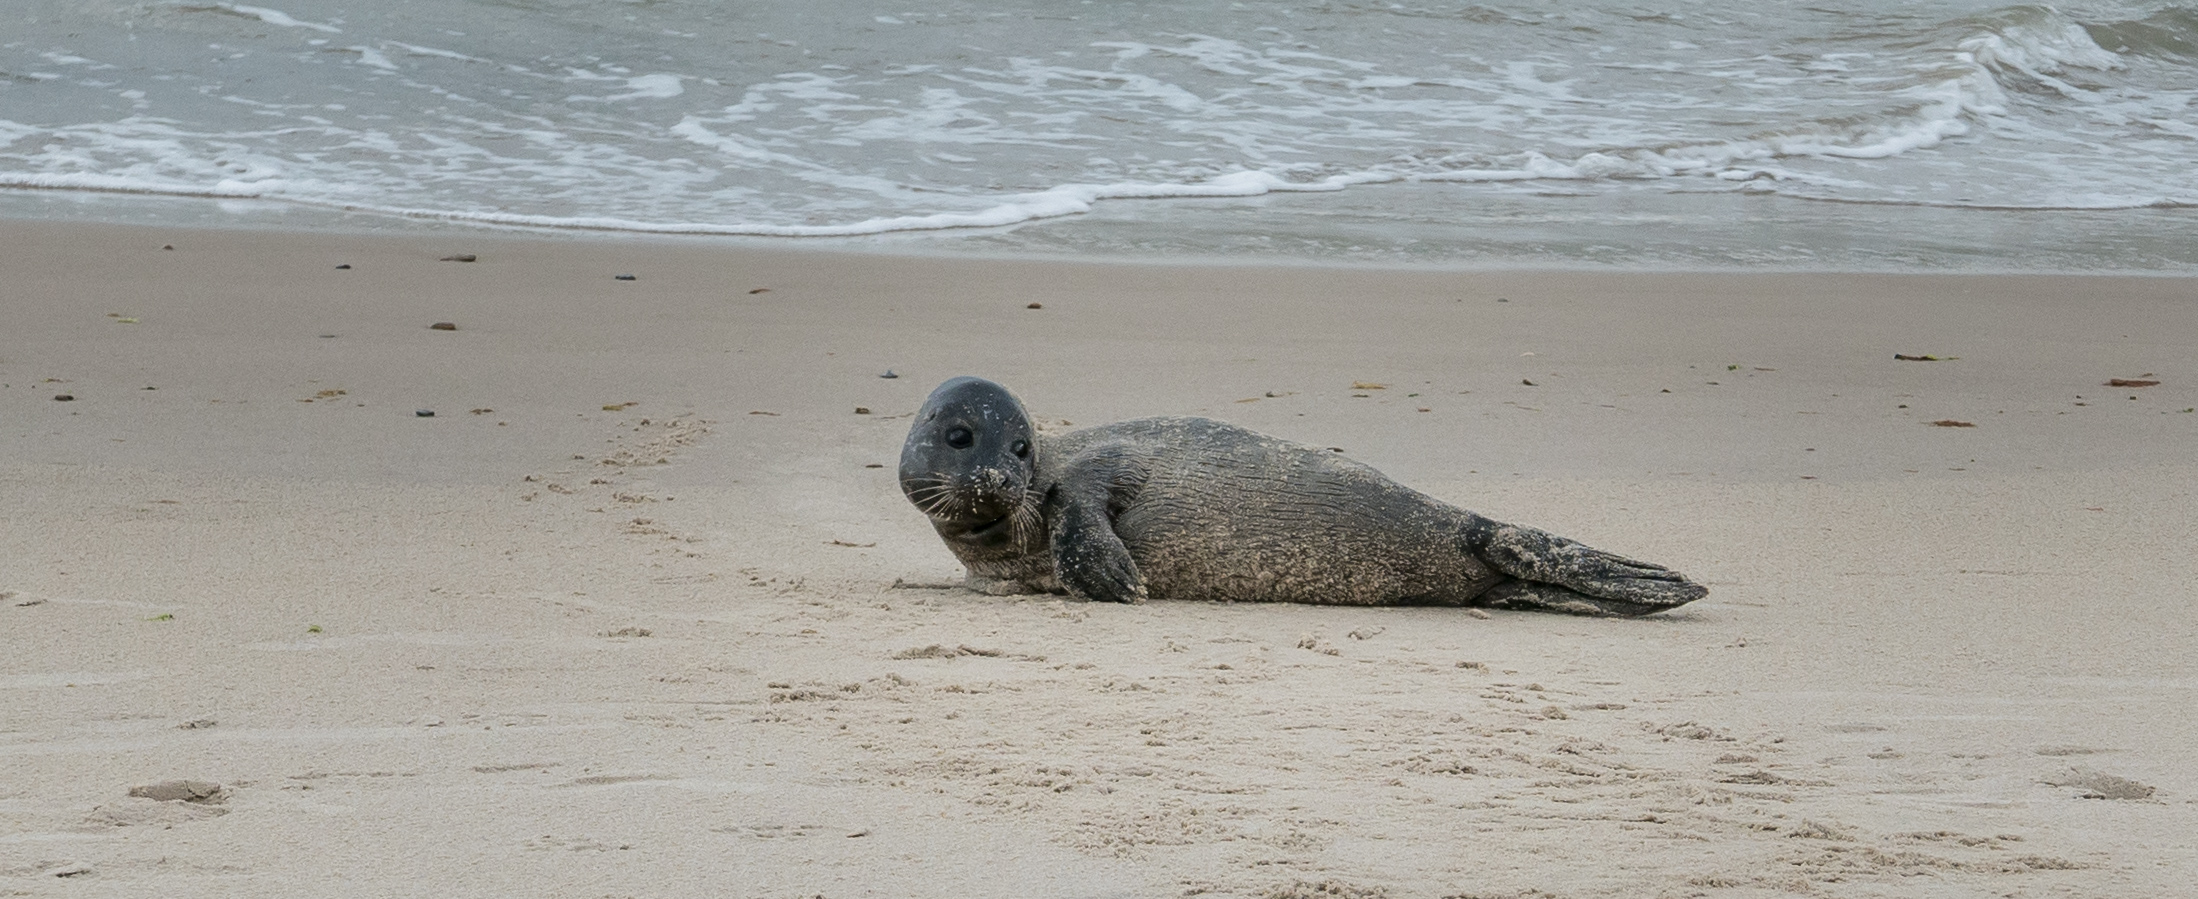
949 468 1019 519
953 467 1011 490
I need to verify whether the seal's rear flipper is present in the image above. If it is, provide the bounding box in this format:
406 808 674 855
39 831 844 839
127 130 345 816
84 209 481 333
1476 581 1674 617
1464 519 1707 613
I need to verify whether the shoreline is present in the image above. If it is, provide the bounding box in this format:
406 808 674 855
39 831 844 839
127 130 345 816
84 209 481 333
3 218 2194 897
9 193 2198 277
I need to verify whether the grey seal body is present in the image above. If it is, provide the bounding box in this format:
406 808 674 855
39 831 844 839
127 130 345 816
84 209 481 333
899 377 1706 616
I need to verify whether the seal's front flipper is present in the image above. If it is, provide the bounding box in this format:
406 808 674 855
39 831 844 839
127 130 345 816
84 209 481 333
1050 497 1146 603
1465 519 1706 613
1046 444 1152 604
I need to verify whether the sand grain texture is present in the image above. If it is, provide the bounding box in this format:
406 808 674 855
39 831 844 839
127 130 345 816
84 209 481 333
2 221 2194 898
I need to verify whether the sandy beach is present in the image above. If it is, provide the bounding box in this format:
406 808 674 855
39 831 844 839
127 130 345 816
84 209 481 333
3 219 2194 898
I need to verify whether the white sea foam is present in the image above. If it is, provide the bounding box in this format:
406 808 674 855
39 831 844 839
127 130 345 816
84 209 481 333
274 170 1386 236
222 4 342 34
40 52 107 69
348 46 399 72
572 74 683 103
385 42 484 63
1960 18 2125 77
1 0 2193 267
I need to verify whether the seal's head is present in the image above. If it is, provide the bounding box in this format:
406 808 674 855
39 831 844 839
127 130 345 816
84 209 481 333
899 377 1037 530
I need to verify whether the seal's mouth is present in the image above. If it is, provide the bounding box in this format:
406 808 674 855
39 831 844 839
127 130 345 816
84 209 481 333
966 514 1010 535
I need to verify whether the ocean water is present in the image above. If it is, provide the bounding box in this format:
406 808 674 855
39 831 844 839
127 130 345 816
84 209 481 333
3 0 2195 270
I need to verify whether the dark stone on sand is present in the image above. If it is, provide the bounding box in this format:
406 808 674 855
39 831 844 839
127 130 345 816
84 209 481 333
440 254 477 262
162 244 174 250
335 263 351 270
615 274 636 281
430 322 457 331
53 394 75 402
880 370 899 379
855 406 872 414
416 409 436 417
1027 302 1042 309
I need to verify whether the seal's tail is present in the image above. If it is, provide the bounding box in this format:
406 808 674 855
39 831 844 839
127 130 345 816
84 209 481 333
1463 518 1707 616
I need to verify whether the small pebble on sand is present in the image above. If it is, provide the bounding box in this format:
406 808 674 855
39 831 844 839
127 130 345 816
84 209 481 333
615 274 636 281
440 254 477 262
53 394 74 402
416 409 436 417
335 264 352 270
1027 302 1043 309
430 322 457 331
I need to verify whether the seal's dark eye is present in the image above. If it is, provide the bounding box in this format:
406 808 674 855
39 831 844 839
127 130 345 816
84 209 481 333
944 427 974 449
1011 440 1030 459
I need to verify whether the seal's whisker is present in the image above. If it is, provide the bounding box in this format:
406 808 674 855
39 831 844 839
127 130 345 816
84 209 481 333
905 485 954 503
904 481 954 501
1007 486 1044 546
1011 505 1039 548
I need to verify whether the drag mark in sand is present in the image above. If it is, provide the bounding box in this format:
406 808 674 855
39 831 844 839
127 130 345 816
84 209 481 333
2043 769 2157 801
519 411 712 552
726 597 2097 896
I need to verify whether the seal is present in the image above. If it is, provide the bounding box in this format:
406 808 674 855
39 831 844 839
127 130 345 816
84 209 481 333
899 377 1707 616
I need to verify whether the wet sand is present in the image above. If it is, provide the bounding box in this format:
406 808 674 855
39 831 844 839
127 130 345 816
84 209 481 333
2 219 2194 898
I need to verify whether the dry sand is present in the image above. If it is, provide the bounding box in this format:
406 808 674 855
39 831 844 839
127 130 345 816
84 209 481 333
2 220 2194 898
